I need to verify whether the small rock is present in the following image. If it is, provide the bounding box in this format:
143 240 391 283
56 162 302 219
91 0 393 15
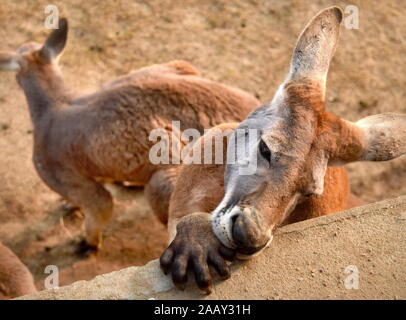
89 45 104 52
358 99 378 111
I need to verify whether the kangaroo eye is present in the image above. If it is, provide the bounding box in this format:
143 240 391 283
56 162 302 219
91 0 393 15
259 139 272 163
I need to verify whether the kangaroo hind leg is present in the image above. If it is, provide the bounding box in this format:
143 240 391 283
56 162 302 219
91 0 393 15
37 167 113 256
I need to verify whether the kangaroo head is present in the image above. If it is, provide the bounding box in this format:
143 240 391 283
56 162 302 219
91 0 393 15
0 18 68 82
211 6 406 257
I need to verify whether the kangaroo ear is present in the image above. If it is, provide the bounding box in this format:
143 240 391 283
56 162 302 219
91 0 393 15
39 18 68 62
329 114 406 163
0 51 21 71
355 114 406 161
289 6 343 82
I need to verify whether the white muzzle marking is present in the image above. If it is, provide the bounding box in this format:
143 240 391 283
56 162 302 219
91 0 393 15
211 206 242 249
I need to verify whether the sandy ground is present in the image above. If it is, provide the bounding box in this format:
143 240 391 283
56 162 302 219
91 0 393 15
19 196 406 300
0 0 405 292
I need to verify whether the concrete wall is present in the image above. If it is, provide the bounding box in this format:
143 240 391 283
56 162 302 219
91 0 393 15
19 196 406 300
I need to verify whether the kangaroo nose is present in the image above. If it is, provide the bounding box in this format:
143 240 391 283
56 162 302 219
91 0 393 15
231 210 270 256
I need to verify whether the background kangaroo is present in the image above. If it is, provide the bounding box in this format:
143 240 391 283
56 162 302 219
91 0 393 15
0 19 259 254
160 7 406 293
0 243 36 299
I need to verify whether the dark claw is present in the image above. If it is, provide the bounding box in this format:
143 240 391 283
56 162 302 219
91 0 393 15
192 271 212 294
159 248 174 275
197 279 212 295
209 252 231 280
172 256 188 290
190 254 212 293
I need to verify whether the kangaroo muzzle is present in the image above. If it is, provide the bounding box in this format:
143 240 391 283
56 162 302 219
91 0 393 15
212 205 272 256
231 207 271 255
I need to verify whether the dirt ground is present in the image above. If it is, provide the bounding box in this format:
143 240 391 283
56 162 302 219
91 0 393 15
0 0 405 292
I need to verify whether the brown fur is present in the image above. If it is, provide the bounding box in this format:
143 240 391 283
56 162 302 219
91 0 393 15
168 123 236 239
161 7 405 293
168 123 359 239
162 122 362 294
0 19 259 250
0 243 36 299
